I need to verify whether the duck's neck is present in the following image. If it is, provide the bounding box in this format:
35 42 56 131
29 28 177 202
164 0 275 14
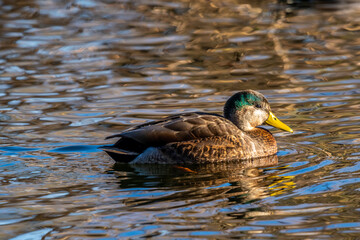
226 109 260 132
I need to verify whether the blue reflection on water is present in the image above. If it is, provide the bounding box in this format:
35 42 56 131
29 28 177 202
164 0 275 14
281 159 334 176
9 228 53 240
118 230 145 237
48 145 101 153
0 146 39 152
297 178 360 195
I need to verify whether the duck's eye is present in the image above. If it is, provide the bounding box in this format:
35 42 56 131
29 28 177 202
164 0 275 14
255 103 262 109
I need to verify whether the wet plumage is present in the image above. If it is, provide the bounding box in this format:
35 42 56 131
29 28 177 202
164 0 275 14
101 90 293 164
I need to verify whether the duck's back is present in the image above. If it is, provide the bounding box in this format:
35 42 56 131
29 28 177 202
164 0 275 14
101 112 277 164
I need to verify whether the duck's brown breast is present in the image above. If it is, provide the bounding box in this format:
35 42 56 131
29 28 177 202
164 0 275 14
246 127 277 157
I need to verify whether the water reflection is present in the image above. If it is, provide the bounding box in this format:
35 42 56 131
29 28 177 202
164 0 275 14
112 155 277 187
112 166 269 207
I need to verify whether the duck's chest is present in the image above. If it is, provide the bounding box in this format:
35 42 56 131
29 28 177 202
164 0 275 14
243 128 277 157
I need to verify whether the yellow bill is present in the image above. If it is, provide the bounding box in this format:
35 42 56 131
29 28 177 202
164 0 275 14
265 111 293 133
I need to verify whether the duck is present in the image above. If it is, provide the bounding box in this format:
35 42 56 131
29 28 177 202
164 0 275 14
101 90 293 164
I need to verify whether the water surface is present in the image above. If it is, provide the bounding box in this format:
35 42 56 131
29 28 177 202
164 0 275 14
0 0 360 239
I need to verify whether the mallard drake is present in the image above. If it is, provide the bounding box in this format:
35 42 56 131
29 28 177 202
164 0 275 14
101 90 293 164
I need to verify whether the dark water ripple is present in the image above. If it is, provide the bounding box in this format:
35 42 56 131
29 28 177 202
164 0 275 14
0 0 360 239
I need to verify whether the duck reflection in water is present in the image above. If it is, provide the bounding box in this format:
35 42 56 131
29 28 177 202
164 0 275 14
110 155 289 205
101 90 293 164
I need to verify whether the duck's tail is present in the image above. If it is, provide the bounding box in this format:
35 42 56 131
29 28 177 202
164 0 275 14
99 146 139 163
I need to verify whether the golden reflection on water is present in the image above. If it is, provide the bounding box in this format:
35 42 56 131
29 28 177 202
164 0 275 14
0 0 360 239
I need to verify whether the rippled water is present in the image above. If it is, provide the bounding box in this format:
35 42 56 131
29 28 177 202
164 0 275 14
0 0 360 239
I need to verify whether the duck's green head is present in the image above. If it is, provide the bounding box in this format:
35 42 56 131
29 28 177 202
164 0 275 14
224 90 293 132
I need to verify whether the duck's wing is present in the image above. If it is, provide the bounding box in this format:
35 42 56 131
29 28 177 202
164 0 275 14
106 112 241 152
